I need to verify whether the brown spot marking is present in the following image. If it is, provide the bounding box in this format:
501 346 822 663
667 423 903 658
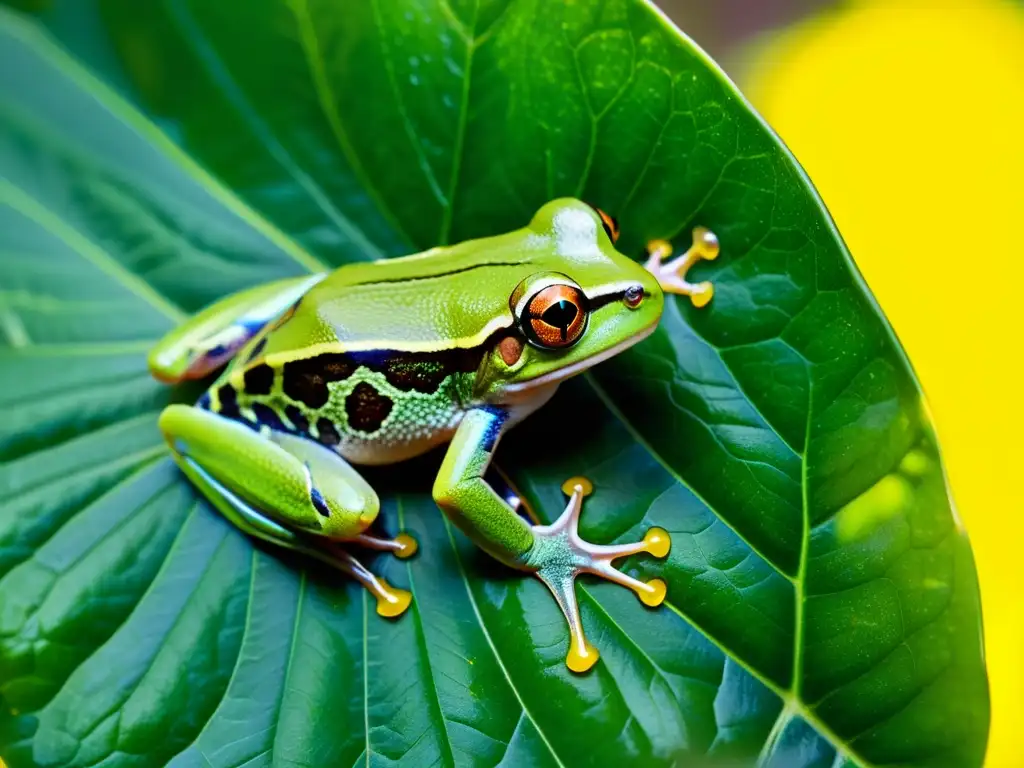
243 363 274 395
497 335 524 366
282 353 355 408
382 357 448 393
372 348 484 393
345 382 393 433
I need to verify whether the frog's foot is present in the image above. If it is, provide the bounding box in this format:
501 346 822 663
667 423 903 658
313 532 417 616
308 543 413 619
644 227 719 307
524 477 672 674
349 532 419 559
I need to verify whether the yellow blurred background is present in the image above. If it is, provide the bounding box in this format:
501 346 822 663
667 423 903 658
736 0 1024 763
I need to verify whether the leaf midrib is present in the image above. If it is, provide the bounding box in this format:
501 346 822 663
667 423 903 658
289 0 415 249
164 543 258 764
396 497 457 767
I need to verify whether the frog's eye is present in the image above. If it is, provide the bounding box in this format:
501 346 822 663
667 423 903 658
522 284 589 349
584 202 620 243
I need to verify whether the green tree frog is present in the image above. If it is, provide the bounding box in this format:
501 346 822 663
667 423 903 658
149 199 718 673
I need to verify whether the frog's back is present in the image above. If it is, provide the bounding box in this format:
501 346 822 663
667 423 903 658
205 236 532 465
254 199 637 359
263 233 542 358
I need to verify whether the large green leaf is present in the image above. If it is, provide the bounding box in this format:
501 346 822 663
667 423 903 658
0 1 989 766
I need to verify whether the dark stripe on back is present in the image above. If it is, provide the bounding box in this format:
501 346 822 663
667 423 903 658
348 262 521 287
349 347 485 393
279 346 486 407
245 337 268 363
283 353 356 408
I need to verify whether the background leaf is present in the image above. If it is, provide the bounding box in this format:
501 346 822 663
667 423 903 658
0 1 988 767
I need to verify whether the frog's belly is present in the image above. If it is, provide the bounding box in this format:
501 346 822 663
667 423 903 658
330 403 464 466
313 371 467 466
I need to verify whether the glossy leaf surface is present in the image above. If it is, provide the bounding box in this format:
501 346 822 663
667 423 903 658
0 1 988 766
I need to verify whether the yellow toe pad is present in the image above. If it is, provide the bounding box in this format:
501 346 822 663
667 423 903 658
561 476 594 497
394 533 418 559
374 581 412 618
567 637 600 673
639 578 667 608
644 527 671 558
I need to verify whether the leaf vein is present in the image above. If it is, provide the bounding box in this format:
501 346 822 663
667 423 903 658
165 0 383 263
441 518 566 768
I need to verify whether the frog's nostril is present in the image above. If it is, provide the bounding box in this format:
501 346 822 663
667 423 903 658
624 285 644 308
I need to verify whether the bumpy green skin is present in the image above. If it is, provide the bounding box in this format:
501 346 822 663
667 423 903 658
432 407 534 563
152 198 663 566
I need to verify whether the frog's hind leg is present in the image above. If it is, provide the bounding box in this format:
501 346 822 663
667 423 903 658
160 404 414 617
347 532 418 559
149 273 326 383
485 464 539 524
181 456 412 618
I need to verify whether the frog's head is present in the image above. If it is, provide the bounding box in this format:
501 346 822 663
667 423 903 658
481 198 664 401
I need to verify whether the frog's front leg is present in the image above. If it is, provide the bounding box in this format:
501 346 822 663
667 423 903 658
160 405 416 617
644 226 720 307
433 407 671 673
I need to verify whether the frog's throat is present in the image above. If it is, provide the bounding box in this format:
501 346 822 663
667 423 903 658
500 320 658 396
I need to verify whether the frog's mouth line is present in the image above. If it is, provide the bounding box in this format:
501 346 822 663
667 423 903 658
500 318 659 396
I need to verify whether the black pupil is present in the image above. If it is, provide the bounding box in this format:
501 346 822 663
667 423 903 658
542 299 578 340
625 286 642 302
